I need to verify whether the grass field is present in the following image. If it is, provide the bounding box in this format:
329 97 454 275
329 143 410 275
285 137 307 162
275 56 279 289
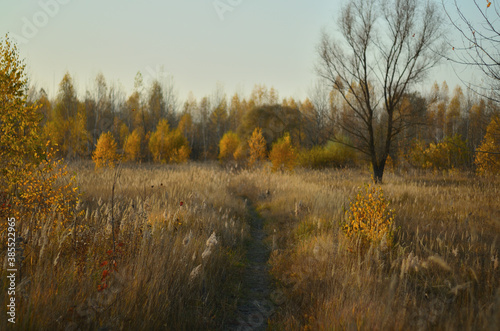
2 162 499 330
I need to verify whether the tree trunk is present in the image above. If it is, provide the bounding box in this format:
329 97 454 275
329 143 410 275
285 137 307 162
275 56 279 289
373 161 385 183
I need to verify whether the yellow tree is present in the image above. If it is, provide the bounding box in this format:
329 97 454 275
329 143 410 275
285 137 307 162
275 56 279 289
149 119 170 162
1 35 80 236
1 35 43 187
124 128 143 162
93 132 119 169
475 116 500 175
149 119 190 163
118 120 130 150
269 133 297 172
44 72 89 159
219 131 240 163
247 127 267 167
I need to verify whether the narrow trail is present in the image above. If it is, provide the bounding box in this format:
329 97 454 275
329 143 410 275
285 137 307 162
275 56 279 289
227 199 274 331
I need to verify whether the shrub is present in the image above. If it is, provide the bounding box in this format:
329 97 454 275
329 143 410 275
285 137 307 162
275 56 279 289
269 133 297 172
93 132 120 169
342 182 395 249
297 146 332 169
325 140 357 166
3 145 82 236
297 139 357 169
406 135 470 170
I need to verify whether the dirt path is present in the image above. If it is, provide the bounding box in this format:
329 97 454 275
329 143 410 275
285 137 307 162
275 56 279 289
227 199 274 330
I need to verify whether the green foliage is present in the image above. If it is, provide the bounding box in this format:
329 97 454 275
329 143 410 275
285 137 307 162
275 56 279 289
406 135 471 170
238 104 301 148
298 139 357 169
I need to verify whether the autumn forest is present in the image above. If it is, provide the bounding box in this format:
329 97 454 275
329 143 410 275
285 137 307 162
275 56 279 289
1 0 499 330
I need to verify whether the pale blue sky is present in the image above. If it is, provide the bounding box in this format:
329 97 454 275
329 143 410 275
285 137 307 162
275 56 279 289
0 0 486 102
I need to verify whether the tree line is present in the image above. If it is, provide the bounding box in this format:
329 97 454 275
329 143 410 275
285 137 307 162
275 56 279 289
26 70 499 175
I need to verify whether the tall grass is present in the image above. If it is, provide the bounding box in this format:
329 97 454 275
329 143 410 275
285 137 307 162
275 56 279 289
230 168 499 330
1 162 498 330
1 162 249 330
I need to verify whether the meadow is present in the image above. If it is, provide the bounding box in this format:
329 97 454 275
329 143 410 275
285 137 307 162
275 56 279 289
1 162 499 330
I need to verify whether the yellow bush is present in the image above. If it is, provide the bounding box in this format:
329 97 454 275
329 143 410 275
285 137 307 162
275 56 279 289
269 133 296 172
475 116 500 176
1 145 82 235
248 127 267 167
219 131 240 163
342 182 395 249
93 132 120 169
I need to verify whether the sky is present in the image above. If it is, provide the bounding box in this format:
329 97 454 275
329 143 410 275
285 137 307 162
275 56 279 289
0 0 488 103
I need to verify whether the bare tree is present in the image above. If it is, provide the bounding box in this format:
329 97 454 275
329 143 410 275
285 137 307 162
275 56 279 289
442 0 500 102
317 0 445 182
305 79 332 146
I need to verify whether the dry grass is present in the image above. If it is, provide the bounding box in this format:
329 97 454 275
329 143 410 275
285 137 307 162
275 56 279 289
1 161 249 330
1 162 498 330
235 168 500 330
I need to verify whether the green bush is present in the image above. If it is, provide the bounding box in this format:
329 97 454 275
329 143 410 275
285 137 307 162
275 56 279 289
298 139 357 169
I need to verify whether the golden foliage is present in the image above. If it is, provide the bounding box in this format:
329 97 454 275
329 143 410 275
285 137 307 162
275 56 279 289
118 121 130 148
0 35 44 173
148 119 190 163
233 143 247 163
269 133 296 172
342 182 395 249
43 73 89 158
124 128 143 162
247 127 267 167
475 116 500 175
218 131 240 163
93 132 120 169
1 145 81 236
174 145 191 163
0 36 81 238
